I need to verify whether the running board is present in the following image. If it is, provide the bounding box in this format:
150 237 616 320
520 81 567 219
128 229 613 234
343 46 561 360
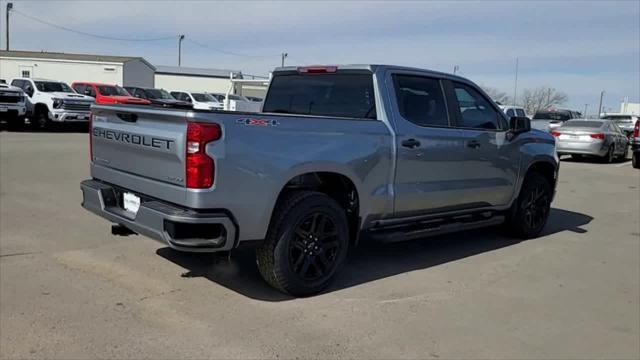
367 215 505 243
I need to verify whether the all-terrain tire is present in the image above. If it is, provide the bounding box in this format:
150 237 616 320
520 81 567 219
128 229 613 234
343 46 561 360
255 191 349 297
506 172 552 239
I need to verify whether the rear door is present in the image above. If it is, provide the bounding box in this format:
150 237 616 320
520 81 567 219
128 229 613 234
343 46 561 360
389 72 474 216
90 106 187 187
444 80 519 207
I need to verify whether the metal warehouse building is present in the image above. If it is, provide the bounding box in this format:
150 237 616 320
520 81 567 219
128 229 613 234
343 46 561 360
0 50 155 87
154 65 242 93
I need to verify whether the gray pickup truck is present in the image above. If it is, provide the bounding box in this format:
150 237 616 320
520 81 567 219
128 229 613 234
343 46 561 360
81 65 559 296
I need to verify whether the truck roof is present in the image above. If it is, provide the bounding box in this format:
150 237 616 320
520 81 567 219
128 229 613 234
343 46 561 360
273 64 471 82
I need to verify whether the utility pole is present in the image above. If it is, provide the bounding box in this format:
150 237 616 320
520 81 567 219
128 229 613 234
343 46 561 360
513 57 519 106
597 90 605 118
178 34 185 66
6 3 13 51
281 52 288 67
453 65 459 74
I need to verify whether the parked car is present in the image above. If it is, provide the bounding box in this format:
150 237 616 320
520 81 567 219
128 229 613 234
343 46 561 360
246 96 264 102
82 64 558 296
532 108 582 132
553 119 629 162
124 86 192 109
601 114 639 139
10 78 94 129
72 82 150 106
169 91 223 110
499 105 528 119
631 120 640 169
0 83 28 130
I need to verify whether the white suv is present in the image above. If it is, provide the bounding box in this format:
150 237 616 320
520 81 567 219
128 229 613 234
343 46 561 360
10 78 95 129
170 91 223 110
0 83 28 130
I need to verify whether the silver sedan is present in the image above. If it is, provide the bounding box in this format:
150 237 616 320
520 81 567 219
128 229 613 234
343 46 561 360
554 120 629 162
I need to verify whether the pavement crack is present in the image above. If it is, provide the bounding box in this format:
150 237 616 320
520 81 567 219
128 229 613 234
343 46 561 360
0 251 42 258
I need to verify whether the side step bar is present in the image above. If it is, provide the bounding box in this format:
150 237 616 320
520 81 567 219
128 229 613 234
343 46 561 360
367 215 505 243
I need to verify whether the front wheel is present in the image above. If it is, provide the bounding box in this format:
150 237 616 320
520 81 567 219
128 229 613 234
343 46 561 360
506 172 552 239
603 145 615 163
256 191 349 297
31 111 50 131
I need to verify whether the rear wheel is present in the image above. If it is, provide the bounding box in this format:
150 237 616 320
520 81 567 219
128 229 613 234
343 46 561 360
633 151 639 169
256 191 349 296
506 172 552 239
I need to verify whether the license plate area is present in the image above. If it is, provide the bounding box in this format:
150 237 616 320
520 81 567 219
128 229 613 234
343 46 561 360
122 192 141 215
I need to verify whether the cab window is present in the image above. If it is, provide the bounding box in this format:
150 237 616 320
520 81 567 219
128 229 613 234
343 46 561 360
451 82 501 130
392 74 449 127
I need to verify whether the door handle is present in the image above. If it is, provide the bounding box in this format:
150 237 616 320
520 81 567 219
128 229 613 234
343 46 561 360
401 138 421 149
467 140 481 149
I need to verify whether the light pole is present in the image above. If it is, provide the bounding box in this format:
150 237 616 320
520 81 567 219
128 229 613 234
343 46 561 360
513 57 519 106
281 52 288 67
597 91 605 118
178 34 185 66
453 65 459 74
583 104 588 119
6 2 13 51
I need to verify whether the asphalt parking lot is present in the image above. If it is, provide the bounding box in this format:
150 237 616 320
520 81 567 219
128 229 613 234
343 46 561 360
1 129 639 359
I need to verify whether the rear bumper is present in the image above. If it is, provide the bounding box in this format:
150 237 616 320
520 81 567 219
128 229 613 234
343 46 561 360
557 141 607 156
80 179 237 252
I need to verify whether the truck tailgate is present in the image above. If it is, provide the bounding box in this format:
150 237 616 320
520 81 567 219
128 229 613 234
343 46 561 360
91 105 187 187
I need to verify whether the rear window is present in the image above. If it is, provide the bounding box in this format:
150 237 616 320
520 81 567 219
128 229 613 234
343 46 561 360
533 111 571 121
562 121 603 128
263 73 376 119
602 115 632 121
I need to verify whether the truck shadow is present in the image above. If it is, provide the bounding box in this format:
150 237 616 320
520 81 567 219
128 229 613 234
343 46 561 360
156 208 593 302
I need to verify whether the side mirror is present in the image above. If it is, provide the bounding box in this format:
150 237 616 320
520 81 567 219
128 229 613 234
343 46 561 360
510 116 531 134
25 85 34 97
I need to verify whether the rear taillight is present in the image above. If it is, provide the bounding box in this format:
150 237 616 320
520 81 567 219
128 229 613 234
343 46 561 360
634 120 639 138
186 122 221 189
551 131 561 137
590 133 605 140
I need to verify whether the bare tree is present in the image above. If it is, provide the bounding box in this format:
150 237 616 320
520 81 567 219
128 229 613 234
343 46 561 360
480 85 512 105
520 87 569 115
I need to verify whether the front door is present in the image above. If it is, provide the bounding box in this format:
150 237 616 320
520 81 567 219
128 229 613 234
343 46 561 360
444 80 519 206
390 73 475 217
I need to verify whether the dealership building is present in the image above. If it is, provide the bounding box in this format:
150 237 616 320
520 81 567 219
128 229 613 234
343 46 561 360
0 50 266 97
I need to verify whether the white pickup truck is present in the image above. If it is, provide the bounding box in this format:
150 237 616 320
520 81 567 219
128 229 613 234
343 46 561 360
0 83 27 130
10 78 95 130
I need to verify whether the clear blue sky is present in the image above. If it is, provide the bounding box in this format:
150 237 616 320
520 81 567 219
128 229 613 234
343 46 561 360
1 0 638 113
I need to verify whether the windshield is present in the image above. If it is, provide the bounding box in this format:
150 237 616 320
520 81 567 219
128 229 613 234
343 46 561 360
98 85 130 96
192 93 217 102
533 111 571 121
263 73 377 119
35 81 74 93
145 89 174 100
562 121 603 128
